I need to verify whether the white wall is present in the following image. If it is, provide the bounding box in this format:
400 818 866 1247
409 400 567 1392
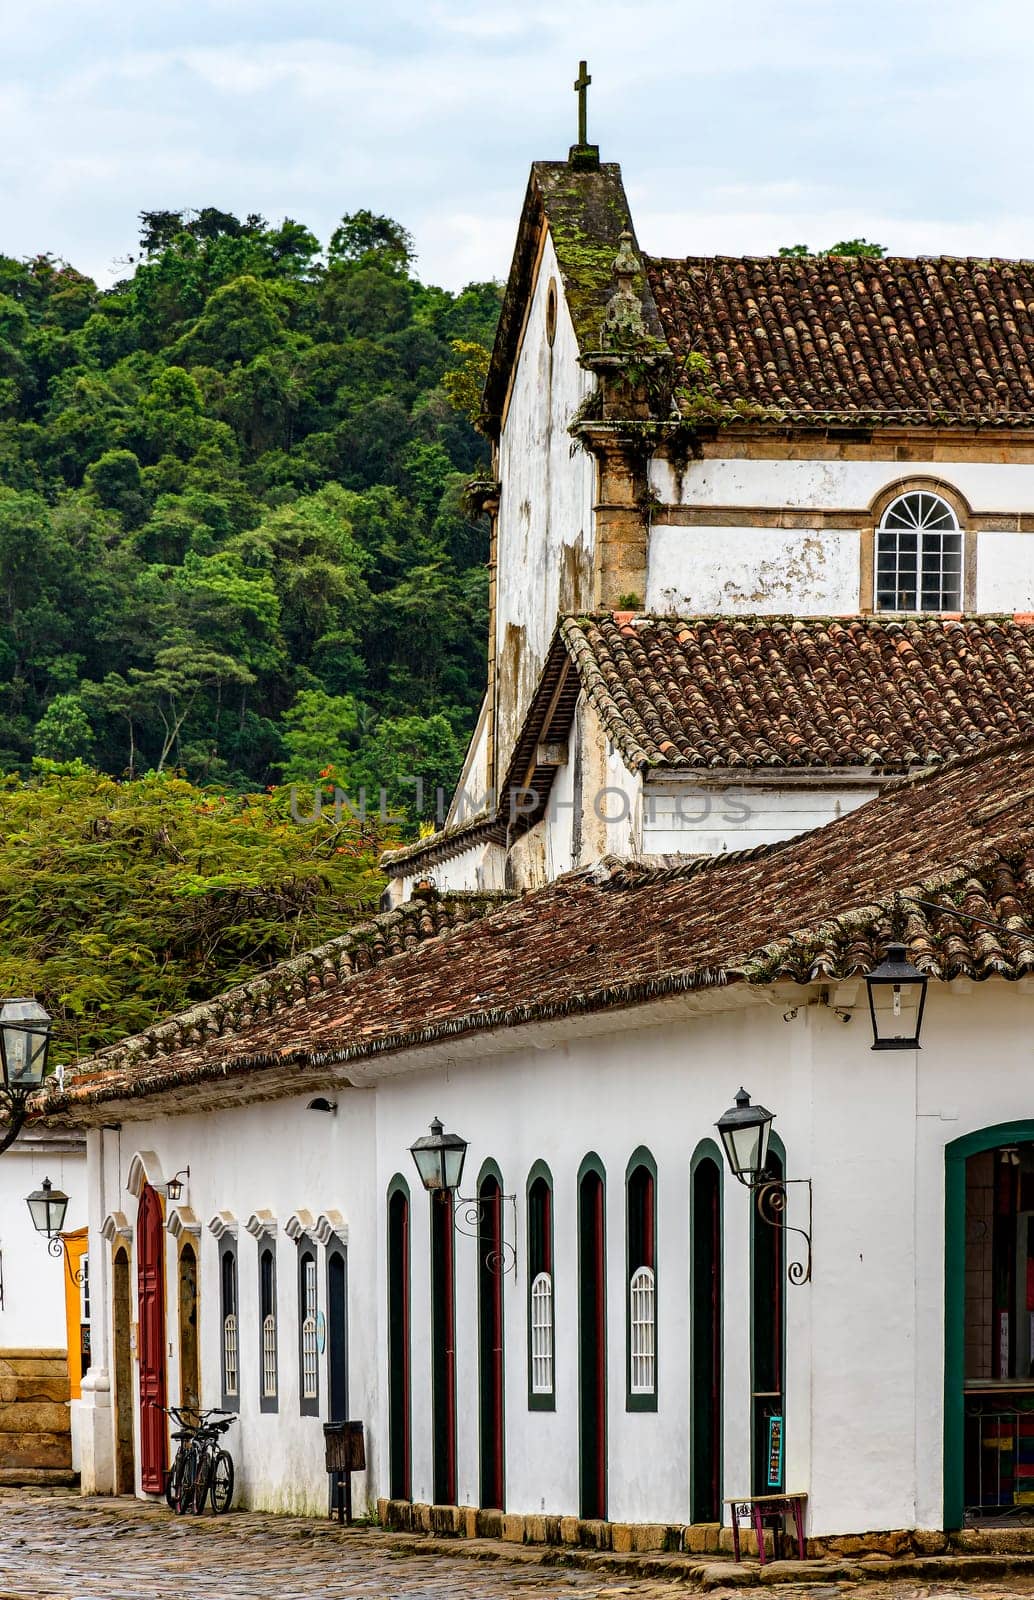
495 231 596 778
647 526 861 615
83 977 1034 1536
89 1093 378 1516
651 456 1034 513
647 457 1034 616
0 1136 86 1351
642 781 879 855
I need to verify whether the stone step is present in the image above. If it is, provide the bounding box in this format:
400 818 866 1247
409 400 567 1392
0 1351 68 1379
0 1432 73 1470
0 1374 70 1404
0 1401 70 1435
0 1467 79 1488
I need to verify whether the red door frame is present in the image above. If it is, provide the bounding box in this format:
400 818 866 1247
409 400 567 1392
137 1183 168 1493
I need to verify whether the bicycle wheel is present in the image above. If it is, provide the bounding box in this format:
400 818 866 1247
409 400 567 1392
176 1445 197 1515
209 1448 234 1513
164 1449 183 1510
192 1447 213 1515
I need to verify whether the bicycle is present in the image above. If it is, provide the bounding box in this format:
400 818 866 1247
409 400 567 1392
159 1404 201 1515
189 1410 236 1514
159 1405 236 1515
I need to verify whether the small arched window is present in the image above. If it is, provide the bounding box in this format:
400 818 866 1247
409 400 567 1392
527 1168 555 1407
298 1246 319 1415
626 1155 657 1408
875 490 962 612
220 1245 239 1409
259 1245 277 1410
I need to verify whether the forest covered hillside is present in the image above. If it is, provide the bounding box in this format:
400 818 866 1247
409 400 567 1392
0 207 501 814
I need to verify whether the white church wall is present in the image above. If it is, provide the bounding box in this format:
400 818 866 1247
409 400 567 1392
395 840 507 902
646 526 861 615
975 531 1034 611
650 455 1034 515
495 231 596 780
0 1136 86 1351
642 780 879 856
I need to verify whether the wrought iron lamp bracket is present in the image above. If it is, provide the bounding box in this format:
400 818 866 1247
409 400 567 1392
0 1088 30 1159
45 1232 85 1285
443 1189 518 1276
752 1175 812 1286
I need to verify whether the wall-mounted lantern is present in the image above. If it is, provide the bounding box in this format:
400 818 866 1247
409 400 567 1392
408 1118 516 1275
715 1089 812 1286
25 1175 84 1283
0 999 53 1157
865 943 928 1051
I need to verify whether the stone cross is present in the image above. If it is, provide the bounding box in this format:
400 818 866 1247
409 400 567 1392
574 60 591 147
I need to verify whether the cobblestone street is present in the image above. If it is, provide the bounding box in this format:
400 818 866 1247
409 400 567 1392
0 1490 688 1600
7 1493 1034 1600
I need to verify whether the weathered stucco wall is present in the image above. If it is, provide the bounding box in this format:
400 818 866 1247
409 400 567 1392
495 231 596 784
651 455 1034 513
647 526 861 614
646 456 1034 615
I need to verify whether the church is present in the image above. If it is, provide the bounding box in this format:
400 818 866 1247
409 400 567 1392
33 102 1034 1552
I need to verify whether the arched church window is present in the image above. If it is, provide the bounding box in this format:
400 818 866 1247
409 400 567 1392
875 490 963 612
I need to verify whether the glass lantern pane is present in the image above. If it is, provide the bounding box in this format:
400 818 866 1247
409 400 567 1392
443 1144 466 1192
870 980 922 1044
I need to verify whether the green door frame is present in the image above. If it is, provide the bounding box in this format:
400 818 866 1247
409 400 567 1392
943 1119 1034 1528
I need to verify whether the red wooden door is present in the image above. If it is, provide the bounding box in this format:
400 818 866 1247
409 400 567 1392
137 1183 168 1493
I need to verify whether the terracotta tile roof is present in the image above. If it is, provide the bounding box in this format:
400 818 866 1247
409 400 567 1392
67 890 509 1080
561 614 1034 773
645 254 1034 427
40 736 1034 1116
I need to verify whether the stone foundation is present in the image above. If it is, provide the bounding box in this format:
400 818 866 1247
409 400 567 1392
376 1499 987 1559
0 1349 76 1487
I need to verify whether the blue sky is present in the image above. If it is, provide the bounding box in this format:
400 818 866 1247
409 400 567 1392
3 0 1033 289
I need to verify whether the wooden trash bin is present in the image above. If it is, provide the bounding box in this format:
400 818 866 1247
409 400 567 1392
323 1421 366 1523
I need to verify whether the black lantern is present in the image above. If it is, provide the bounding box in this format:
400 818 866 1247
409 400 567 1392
164 1168 190 1203
716 1087 774 1187
865 942 928 1050
409 1118 468 1194
0 998 52 1092
26 1176 69 1238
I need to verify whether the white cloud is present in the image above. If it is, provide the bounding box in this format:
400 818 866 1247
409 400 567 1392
2 0 1034 291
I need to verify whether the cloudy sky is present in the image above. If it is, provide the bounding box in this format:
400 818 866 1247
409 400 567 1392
3 0 1033 290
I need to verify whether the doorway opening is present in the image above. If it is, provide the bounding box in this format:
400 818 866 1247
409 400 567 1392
178 1242 199 1412
578 1157 607 1520
478 1169 505 1509
136 1184 167 1494
112 1244 135 1493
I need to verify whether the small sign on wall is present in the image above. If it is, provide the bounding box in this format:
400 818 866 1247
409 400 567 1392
767 1415 784 1489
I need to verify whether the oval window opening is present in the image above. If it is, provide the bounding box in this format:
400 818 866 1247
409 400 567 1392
545 279 558 347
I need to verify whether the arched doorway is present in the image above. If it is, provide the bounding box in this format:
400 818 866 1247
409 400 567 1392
327 1248 348 1422
751 1142 784 1496
945 1122 1034 1526
136 1183 167 1493
387 1179 411 1500
691 1144 723 1523
178 1243 200 1412
478 1166 505 1510
112 1245 135 1493
430 1191 456 1505
578 1155 607 1520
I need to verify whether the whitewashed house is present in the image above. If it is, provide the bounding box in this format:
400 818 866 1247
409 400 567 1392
33 136 1034 1549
